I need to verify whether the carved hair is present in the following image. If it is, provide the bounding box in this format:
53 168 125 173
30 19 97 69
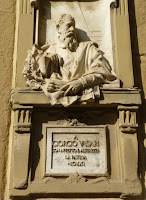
55 14 75 29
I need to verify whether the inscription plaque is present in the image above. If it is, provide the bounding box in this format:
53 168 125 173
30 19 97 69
45 126 107 176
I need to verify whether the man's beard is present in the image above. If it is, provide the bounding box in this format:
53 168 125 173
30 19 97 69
58 32 78 51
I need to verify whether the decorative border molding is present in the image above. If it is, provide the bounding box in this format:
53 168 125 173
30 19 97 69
21 0 31 15
115 0 128 16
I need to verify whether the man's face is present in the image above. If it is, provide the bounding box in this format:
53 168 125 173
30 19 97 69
56 16 78 51
57 18 76 37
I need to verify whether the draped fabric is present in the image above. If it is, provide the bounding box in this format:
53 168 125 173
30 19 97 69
41 41 119 107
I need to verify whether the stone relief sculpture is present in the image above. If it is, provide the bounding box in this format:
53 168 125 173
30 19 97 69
23 14 120 106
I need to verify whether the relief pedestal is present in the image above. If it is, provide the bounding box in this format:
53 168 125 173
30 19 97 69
10 89 142 199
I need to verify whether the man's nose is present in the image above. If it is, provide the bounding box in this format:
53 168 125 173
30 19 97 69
69 26 74 31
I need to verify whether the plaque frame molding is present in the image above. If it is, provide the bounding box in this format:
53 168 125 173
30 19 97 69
42 125 108 177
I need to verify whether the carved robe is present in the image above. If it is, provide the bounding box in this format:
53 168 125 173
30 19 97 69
41 41 119 106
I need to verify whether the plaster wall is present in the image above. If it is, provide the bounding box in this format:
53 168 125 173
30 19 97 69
0 0 16 199
0 0 146 200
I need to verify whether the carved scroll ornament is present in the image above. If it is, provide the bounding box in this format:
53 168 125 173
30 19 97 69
30 0 38 8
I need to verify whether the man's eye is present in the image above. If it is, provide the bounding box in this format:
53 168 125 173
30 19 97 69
67 23 72 27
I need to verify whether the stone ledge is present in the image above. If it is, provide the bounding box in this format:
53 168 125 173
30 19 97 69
10 180 142 199
11 88 142 107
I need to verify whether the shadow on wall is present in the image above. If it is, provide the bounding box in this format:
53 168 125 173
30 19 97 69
128 0 146 198
76 28 91 42
38 0 51 45
38 1 93 45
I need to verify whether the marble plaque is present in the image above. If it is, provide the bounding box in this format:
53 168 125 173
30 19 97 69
45 126 107 176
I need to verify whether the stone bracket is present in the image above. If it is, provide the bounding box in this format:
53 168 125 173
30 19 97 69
13 106 32 133
118 106 138 134
12 105 33 190
118 105 141 192
120 124 138 134
14 123 31 133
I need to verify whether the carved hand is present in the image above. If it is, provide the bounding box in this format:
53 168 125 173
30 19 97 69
38 53 63 77
47 80 67 93
43 52 64 66
61 80 83 96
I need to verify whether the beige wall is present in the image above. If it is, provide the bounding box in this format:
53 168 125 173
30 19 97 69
0 0 146 199
0 0 16 199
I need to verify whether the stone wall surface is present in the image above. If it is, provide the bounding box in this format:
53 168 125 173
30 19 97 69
133 0 146 96
134 1 146 199
0 0 16 199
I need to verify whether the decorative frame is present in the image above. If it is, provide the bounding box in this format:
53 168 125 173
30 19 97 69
9 0 143 199
43 125 108 177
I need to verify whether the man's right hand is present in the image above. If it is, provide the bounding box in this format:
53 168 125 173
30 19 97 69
47 79 67 93
47 81 60 93
60 80 83 96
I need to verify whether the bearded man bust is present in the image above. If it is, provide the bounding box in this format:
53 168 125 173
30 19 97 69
23 14 120 107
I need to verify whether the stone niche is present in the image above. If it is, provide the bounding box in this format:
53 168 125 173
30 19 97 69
10 0 142 199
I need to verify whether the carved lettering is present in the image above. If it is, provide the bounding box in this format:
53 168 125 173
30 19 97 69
52 148 100 153
53 138 99 148
53 140 78 147
46 128 107 175
68 161 86 167
51 134 101 170
72 155 87 160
